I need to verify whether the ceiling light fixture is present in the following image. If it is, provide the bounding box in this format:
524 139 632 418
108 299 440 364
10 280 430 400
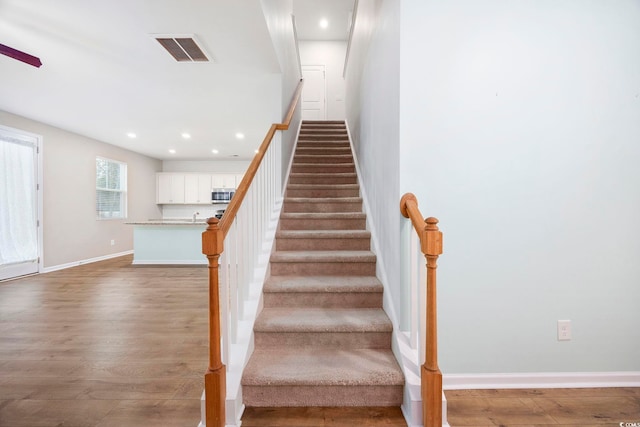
211 149 219 154
319 18 329 29
181 133 191 139
168 149 176 154
235 133 245 139
254 149 259 154
127 132 137 138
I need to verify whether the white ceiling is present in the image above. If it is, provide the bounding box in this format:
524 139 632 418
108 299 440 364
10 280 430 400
0 0 354 161
294 0 355 41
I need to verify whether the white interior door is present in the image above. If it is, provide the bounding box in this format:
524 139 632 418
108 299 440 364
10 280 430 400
0 126 41 280
302 65 326 120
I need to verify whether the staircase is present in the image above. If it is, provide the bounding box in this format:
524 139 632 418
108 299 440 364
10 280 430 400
241 121 404 407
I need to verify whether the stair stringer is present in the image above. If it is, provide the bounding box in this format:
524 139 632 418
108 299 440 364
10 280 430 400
344 120 449 427
199 122 303 427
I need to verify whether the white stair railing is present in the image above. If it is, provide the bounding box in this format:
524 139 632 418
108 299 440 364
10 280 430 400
201 80 303 427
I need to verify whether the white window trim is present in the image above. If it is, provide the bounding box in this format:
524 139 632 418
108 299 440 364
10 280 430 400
96 156 127 220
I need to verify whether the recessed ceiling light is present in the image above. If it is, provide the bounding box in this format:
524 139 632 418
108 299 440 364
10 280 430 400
235 132 245 139
319 19 329 29
211 149 219 154
181 133 191 139
168 149 176 154
254 149 259 153
127 132 137 138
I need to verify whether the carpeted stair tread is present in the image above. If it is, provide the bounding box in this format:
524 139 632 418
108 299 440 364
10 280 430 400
295 146 351 152
287 184 359 189
291 163 355 173
284 197 362 203
276 230 370 239
294 154 353 161
300 129 347 132
299 130 346 133
271 250 376 263
285 184 360 198
288 175 357 184
289 172 357 177
286 183 359 192
302 120 346 124
254 308 392 333
279 214 366 231
297 143 351 147
293 162 355 166
289 171 356 176
242 348 404 386
280 212 365 219
264 275 383 293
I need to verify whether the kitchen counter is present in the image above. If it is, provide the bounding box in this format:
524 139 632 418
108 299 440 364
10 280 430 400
126 218 209 225
127 220 209 265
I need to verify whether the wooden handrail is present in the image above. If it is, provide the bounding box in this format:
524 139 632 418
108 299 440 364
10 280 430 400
400 193 443 427
277 80 304 131
201 78 304 427
220 80 304 236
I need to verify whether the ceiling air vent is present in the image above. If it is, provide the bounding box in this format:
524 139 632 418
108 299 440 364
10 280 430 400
154 35 211 62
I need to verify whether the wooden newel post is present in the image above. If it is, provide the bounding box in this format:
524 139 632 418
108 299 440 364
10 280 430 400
202 217 226 427
422 217 443 427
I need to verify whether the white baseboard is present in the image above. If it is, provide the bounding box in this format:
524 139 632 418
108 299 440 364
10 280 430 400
41 250 134 273
444 371 640 390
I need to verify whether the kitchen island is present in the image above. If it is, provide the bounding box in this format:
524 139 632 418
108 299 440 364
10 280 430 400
127 219 210 265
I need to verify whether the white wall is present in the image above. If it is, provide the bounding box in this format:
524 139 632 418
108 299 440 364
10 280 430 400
261 0 303 181
299 41 347 120
0 110 162 269
345 0 381 153
345 0 403 321
162 160 249 174
399 0 640 373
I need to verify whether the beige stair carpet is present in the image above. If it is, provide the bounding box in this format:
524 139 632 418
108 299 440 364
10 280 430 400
241 120 404 407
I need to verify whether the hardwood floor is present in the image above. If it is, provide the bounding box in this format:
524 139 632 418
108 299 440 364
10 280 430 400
0 255 209 427
242 407 407 426
241 388 640 426
445 388 640 426
1 256 639 426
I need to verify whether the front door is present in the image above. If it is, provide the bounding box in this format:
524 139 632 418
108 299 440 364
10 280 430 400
301 65 326 120
0 125 41 280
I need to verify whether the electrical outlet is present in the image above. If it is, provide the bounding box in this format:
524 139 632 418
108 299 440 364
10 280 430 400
557 320 571 341
110 239 115 246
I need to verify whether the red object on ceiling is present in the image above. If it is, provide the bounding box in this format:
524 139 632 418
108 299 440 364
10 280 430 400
0 43 42 68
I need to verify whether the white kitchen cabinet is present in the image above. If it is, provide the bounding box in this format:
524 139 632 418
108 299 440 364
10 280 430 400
235 173 245 188
211 174 236 189
157 173 185 204
184 174 212 204
157 172 243 205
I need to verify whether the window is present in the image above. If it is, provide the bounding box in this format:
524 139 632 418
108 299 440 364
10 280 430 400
96 157 127 219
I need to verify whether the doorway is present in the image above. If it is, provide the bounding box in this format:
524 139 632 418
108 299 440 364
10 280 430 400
0 125 42 280
301 65 326 120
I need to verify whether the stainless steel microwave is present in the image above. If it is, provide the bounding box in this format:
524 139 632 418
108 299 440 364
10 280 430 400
211 189 234 203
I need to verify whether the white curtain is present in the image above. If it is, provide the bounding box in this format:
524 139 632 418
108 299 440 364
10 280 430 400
0 134 38 267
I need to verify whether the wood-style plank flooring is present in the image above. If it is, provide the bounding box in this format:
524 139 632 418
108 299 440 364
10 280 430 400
1 255 639 426
0 255 209 427
242 388 640 426
444 388 640 427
